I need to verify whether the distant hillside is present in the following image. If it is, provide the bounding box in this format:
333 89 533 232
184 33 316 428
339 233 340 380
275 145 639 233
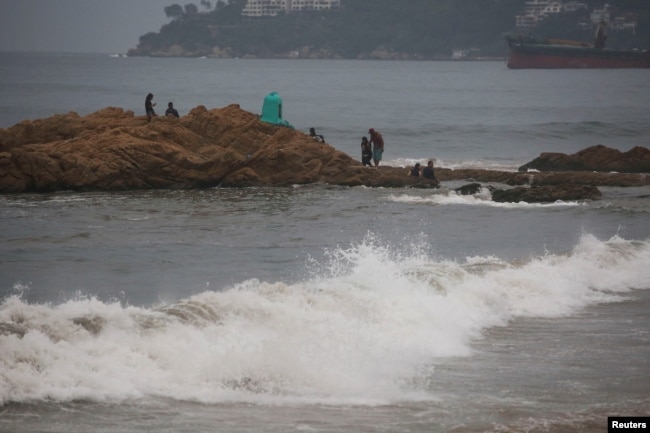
127 0 650 59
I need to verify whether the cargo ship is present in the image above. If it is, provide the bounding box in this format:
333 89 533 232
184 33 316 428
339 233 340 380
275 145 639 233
505 35 650 69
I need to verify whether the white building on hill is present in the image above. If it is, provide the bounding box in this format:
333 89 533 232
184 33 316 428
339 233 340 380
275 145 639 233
515 0 587 28
242 0 340 17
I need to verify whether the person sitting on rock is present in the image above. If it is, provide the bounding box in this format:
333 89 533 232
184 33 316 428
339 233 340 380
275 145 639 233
309 127 325 143
165 102 180 118
410 163 421 177
422 160 436 180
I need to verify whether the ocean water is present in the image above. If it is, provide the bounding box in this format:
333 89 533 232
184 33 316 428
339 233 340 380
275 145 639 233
0 53 649 433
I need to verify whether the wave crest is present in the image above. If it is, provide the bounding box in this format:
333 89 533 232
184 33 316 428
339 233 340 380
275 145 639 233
1 234 648 405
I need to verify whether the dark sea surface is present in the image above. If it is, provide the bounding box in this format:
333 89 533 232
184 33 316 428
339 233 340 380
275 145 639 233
0 53 649 432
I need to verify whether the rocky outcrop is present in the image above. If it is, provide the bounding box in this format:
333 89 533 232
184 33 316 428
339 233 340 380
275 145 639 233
0 105 648 200
0 105 440 193
491 185 602 203
518 145 650 173
455 183 485 195
454 182 603 203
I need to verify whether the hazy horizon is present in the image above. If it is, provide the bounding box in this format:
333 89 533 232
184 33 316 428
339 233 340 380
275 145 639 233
0 0 174 53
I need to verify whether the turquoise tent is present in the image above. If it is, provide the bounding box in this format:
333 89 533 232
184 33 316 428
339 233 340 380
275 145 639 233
260 92 293 128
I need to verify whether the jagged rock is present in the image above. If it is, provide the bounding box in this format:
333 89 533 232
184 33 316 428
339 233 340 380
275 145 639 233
0 105 439 193
491 185 602 203
455 183 484 195
518 145 650 173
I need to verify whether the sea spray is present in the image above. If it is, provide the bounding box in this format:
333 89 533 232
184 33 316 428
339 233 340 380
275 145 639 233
1 234 648 405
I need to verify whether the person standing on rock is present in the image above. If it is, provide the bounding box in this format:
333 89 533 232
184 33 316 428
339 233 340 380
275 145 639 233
368 128 384 167
165 102 179 118
361 136 373 166
145 93 157 122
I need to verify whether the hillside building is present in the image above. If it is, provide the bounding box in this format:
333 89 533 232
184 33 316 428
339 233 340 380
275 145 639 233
242 0 340 17
515 0 587 28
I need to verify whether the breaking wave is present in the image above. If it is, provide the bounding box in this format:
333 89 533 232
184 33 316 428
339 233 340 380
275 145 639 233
1 234 648 405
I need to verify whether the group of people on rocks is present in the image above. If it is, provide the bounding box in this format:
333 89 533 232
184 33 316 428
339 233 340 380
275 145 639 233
409 160 436 180
309 126 437 182
147 93 436 182
145 93 179 122
360 128 437 181
360 128 383 167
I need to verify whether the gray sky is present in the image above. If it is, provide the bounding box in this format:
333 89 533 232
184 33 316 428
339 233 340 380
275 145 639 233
0 0 175 53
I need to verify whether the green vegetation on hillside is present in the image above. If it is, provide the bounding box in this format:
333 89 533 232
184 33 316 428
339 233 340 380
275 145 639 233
128 0 650 58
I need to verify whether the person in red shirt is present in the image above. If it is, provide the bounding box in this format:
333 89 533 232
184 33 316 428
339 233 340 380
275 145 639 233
368 128 384 167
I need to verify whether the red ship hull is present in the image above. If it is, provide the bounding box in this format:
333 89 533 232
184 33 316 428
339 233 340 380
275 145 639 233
506 36 650 69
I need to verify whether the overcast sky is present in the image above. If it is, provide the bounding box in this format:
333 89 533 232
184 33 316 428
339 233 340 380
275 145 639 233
0 0 175 53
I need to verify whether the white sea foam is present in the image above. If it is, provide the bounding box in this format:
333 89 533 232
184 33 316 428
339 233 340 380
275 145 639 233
388 189 584 208
0 235 648 406
385 157 523 172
